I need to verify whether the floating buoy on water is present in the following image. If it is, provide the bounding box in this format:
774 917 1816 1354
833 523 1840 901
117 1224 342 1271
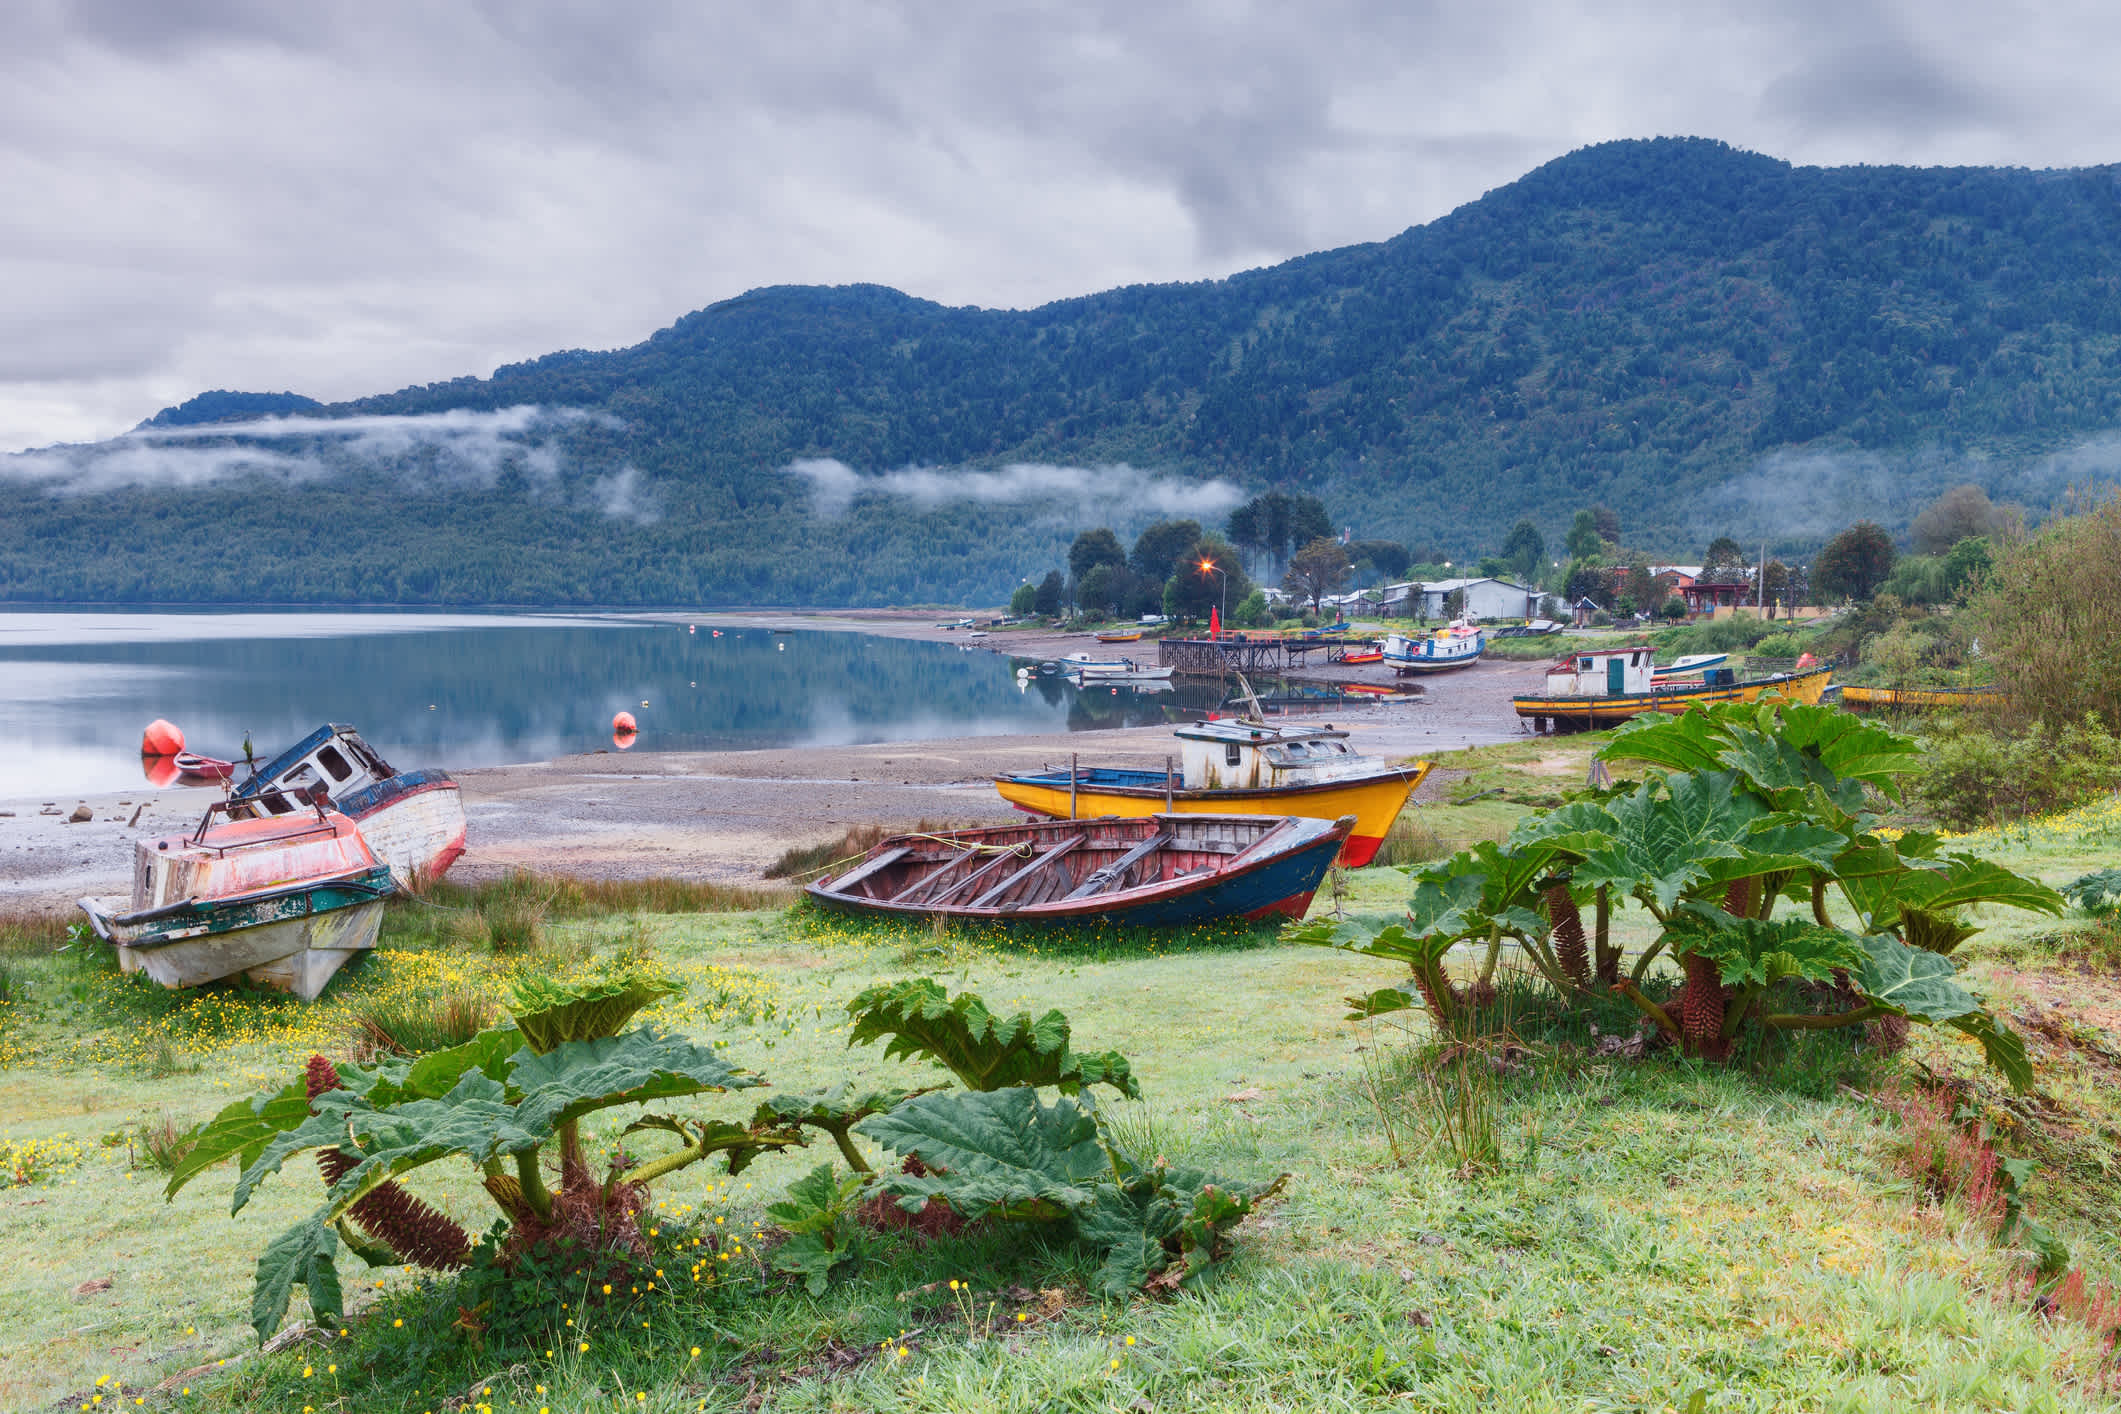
613 728 638 751
142 754 181 788
778 642 785 652
712 629 722 638
688 625 696 634
613 710 637 733
141 718 183 757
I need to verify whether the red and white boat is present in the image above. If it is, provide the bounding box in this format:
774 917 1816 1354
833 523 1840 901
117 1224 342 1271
228 725 467 888
79 799 394 1000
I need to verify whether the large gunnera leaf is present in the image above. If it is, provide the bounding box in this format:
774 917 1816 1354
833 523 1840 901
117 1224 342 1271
856 1088 1111 1222
1572 773 1763 911
252 1216 341 1343
165 1078 312 1199
510 1026 762 1129
846 977 1139 1098
1669 911 1865 988
1851 933 1981 1023
509 962 685 1053
1074 1165 1289 1296
1946 1012 2035 1094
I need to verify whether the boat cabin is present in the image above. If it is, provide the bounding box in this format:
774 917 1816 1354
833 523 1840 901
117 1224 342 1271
1543 646 1656 699
1172 720 1373 790
133 803 378 911
230 725 398 817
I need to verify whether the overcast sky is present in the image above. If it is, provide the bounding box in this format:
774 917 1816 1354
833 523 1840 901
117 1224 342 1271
2 1 2112 453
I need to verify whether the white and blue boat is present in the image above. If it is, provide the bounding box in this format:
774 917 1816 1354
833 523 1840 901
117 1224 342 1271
1382 622 1485 675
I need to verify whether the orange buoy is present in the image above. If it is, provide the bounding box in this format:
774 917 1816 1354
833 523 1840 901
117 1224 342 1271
141 718 184 757
612 710 637 733
613 728 638 751
142 754 181 788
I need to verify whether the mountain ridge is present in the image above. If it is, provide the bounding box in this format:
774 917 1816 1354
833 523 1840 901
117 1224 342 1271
16 136 2121 606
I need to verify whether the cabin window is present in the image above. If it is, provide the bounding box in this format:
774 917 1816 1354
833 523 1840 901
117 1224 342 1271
1579 657 1593 671
263 794 293 815
1224 742 1242 766
316 745 352 781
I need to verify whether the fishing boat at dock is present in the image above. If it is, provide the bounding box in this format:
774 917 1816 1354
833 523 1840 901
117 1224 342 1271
994 716 1429 867
1515 645 1832 731
806 812 1352 924
78 799 395 1001
228 724 467 888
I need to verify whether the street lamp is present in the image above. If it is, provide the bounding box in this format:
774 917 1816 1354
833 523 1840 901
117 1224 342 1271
1197 556 1228 635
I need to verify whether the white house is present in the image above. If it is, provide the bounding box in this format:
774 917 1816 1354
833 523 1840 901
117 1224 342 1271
1415 577 1539 620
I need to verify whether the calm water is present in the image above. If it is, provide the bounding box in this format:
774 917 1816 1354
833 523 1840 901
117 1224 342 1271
0 611 1369 798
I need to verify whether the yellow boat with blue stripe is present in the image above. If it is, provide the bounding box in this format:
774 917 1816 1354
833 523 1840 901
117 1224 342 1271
995 719 1429 868
1515 645 1832 731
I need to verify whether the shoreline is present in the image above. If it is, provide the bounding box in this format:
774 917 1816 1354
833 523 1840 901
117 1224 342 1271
0 610 1548 913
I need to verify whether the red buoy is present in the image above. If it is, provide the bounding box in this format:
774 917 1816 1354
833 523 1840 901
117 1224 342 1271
612 710 637 733
141 718 184 757
613 728 638 751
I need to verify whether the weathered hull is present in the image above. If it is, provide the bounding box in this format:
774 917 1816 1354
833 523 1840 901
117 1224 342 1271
336 770 468 886
1514 667 1833 729
1838 685 2004 712
80 868 392 1001
993 763 1427 868
807 813 1351 924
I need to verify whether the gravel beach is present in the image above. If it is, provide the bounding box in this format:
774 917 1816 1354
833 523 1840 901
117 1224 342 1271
0 613 1551 912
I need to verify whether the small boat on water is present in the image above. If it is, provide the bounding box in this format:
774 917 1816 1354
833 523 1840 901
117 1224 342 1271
1515 646 1833 730
78 799 394 1000
807 812 1352 924
228 724 467 888
175 751 235 783
1651 652 1728 681
1383 622 1485 675
1095 629 1145 644
1060 651 1174 681
1491 620 1565 639
1838 684 2005 712
995 717 1430 867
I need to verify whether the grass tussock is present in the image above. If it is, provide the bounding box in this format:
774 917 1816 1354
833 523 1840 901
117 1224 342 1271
348 988 499 1059
764 820 963 881
131 1111 196 1174
0 912 73 956
1372 813 1448 868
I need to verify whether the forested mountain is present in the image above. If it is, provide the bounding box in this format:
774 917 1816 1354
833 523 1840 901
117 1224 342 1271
8 136 2121 607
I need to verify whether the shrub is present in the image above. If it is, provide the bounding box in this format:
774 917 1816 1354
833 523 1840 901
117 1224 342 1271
1916 715 2121 830
1967 489 2121 732
1749 631 1810 658
1651 614 1784 655
1660 595 1688 620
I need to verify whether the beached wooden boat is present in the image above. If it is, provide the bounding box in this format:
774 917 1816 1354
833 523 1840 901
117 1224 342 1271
228 724 467 887
175 751 235 782
78 800 394 1000
807 812 1352 924
1383 623 1484 675
1515 646 1832 730
1340 649 1385 665
1095 629 1145 644
1838 684 2004 712
995 719 1430 867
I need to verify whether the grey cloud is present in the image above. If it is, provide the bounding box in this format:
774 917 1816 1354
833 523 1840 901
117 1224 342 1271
1 406 642 510
787 457 1245 521
8 2 2121 452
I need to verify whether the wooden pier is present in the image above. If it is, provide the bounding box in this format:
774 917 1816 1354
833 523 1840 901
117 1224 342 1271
1157 636 1372 677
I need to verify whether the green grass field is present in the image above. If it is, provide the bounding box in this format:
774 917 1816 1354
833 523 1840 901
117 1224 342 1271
3 753 2117 1413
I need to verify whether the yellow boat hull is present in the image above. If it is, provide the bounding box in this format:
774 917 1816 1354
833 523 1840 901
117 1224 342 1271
1839 685 2002 711
1514 667 1833 729
994 762 1430 868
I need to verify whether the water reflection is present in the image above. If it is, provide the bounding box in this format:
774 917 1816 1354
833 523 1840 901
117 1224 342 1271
0 612 1403 798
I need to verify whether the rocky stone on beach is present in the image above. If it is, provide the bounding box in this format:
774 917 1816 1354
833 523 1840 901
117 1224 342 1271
68 805 92 823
